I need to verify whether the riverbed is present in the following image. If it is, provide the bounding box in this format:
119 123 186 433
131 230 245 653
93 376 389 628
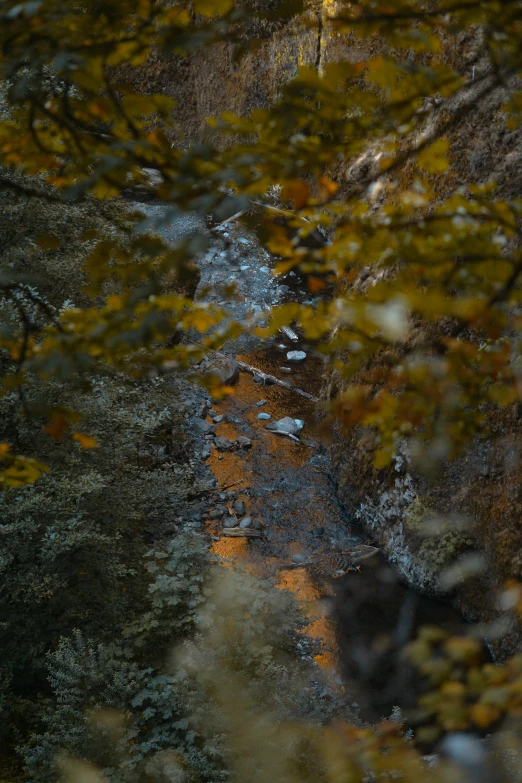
136 203 468 724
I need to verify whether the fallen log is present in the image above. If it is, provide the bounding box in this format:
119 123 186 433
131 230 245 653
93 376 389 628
212 210 247 231
234 359 319 402
221 528 263 538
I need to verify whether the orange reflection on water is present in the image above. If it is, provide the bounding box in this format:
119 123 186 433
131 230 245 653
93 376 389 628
210 536 248 560
277 567 339 675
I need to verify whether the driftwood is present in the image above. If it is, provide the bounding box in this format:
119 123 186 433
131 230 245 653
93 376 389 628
212 210 247 231
342 545 380 564
234 359 319 403
221 528 263 538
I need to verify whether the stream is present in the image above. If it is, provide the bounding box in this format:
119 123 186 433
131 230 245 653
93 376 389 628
137 203 468 725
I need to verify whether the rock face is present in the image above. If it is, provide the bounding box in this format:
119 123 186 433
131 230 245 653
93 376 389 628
205 356 239 386
329 417 522 659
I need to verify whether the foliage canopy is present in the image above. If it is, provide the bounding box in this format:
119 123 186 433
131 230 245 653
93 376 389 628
0 0 521 473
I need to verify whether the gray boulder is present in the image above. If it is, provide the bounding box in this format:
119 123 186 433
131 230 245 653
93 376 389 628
192 418 216 436
206 356 239 385
266 416 304 436
214 435 234 451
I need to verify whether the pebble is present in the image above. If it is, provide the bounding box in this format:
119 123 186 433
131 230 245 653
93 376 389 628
312 526 325 537
201 446 211 459
239 516 253 529
280 367 292 373
240 265 249 271
239 237 250 245
192 418 216 435
287 350 307 362
208 508 224 520
223 517 238 528
234 501 246 516
236 436 253 449
256 400 267 407
257 413 271 420
292 554 307 565
213 414 225 423
214 435 234 451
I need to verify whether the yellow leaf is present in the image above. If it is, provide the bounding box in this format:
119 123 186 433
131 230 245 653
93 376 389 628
44 414 70 441
418 138 450 173
318 176 338 199
470 703 501 729
281 179 310 210
194 0 234 17
36 234 60 251
73 432 97 449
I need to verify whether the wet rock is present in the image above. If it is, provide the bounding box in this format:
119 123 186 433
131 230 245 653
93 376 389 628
266 416 304 436
203 248 218 265
192 418 216 435
236 436 253 449
214 435 234 451
292 554 307 565
257 413 271 421
223 516 238 528
206 356 239 385
280 326 299 342
256 400 267 407
239 516 253 528
287 350 307 362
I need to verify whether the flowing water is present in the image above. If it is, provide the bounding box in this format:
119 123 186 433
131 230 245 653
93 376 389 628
204 340 465 724
136 203 469 724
